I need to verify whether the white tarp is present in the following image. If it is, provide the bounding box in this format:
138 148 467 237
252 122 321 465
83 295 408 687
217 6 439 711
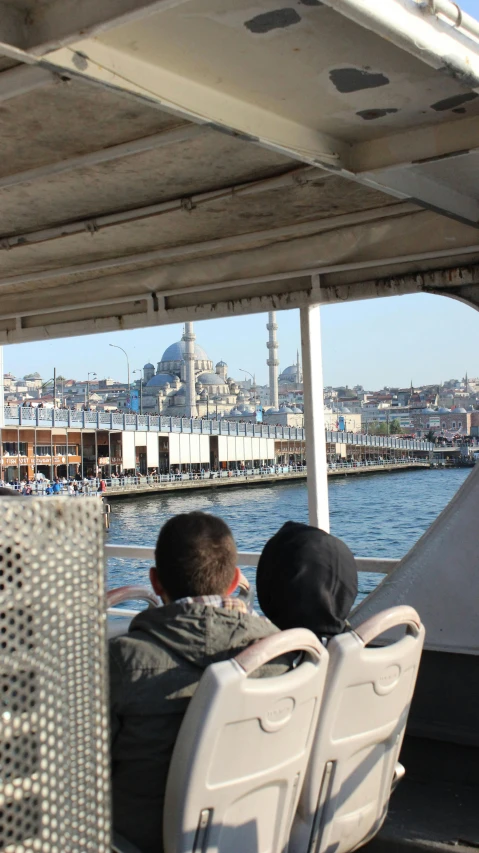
121 431 135 469
200 435 210 463
146 432 159 469
168 433 180 465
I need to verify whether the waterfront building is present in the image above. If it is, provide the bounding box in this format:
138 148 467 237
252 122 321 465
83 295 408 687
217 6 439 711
0 406 432 482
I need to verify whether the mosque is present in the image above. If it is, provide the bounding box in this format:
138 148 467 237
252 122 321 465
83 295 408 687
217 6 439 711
140 314 304 421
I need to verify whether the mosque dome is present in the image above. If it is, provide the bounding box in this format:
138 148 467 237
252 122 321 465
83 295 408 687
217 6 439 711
216 360 227 367
454 407 467 413
146 373 177 388
160 340 209 362
143 362 154 369
280 365 298 379
279 405 293 413
421 408 436 415
437 407 451 413
197 372 221 385
341 407 351 413
266 407 280 414
230 408 242 416
291 407 303 413
242 407 255 415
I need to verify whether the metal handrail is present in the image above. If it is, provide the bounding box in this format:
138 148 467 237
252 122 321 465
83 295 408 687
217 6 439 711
104 543 398 574
2 459 431 495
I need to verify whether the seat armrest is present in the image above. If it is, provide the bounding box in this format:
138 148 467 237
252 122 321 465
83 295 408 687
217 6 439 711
391 761 406 792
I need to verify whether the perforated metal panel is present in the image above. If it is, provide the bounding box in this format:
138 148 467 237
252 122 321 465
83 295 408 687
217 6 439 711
0 499 111 852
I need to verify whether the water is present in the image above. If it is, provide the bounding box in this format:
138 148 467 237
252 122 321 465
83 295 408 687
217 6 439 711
107 467 471 605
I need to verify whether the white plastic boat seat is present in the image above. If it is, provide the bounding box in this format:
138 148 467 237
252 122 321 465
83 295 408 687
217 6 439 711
163 628 329 853
290 606 425 853
0 498 111 853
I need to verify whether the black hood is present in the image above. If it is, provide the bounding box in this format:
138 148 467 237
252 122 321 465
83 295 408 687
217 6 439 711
256 521 358 637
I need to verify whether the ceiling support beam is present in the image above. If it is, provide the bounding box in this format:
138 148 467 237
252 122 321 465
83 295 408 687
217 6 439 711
40 39 350 174
2 226 479 324
3 263 479 345
0 165 322 251
0 122 207 189
38 37 479 227
0 64 62 103
0 202 415 289
349 115 479 175
0 2 27 51
0 1 190 54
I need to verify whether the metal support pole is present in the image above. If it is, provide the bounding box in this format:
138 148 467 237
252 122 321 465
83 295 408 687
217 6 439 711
81 431 84 478
300 296 330 531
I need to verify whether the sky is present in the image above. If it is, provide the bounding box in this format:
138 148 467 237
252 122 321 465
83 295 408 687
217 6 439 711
5 0 479 391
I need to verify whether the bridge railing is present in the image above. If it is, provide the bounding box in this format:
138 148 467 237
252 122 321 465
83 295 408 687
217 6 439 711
3 406 435 451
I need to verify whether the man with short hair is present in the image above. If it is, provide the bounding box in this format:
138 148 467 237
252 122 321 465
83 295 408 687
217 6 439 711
109 512 283 853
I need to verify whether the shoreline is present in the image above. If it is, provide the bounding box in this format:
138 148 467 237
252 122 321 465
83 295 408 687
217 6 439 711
106 462 431 500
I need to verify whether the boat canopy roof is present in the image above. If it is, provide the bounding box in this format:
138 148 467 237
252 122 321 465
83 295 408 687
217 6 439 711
1 0 479 342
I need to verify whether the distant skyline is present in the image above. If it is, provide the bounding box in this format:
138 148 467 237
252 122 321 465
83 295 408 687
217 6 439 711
4 0 479 390
4 292 478 390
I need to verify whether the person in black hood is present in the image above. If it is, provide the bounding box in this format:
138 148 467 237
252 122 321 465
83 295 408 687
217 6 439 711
256 521 358 639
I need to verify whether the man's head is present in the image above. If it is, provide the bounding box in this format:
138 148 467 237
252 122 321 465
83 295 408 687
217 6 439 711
150 511 240 604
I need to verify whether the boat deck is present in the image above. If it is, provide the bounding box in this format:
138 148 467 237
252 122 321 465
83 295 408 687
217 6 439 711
367 774 477 853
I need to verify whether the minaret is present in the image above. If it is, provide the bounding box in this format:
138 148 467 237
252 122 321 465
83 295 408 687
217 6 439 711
296 349 301 384
266 311 279 408
182 322 198 418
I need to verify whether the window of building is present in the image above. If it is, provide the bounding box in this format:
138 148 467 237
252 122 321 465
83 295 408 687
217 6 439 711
55 445 78 455
442 422 446 429
452 422 456 430
458 422 462 428
35 446 52 456
3 442 27 455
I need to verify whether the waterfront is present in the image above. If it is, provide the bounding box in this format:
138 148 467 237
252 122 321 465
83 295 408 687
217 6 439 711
107 467 471 603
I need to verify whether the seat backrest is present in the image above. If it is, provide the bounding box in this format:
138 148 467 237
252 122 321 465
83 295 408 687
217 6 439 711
163 628 329 853
0 498 111 853
290 606 425 853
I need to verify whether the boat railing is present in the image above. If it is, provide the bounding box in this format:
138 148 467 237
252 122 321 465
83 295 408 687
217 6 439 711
2 405 436 450
105 543 399 616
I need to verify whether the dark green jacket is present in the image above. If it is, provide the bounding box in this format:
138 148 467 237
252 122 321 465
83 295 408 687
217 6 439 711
109 603 282 853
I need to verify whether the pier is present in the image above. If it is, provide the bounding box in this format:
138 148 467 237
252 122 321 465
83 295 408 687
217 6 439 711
105 460 431 499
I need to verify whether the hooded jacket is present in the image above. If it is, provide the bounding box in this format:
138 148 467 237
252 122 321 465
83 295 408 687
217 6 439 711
256 521 358 638
109 602 283 853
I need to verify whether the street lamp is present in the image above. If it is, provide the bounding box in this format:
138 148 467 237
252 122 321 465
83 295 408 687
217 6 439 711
239 368 256 403
132 369 143 415
86 372 97 410
109 344 130 411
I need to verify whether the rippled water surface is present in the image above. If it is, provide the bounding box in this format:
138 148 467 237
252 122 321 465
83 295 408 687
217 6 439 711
107 467 471 602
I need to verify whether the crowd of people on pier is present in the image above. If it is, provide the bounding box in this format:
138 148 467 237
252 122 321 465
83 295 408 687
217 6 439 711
0 474 107 495
109 510 358 853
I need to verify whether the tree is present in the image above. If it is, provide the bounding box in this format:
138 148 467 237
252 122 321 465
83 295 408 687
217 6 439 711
389 418 402 434
425 429 436 443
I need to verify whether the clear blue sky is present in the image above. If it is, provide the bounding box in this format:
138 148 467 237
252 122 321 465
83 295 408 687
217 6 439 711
5 0 479 390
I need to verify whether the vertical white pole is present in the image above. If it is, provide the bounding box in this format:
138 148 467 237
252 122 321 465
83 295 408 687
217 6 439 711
300 296 330 531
